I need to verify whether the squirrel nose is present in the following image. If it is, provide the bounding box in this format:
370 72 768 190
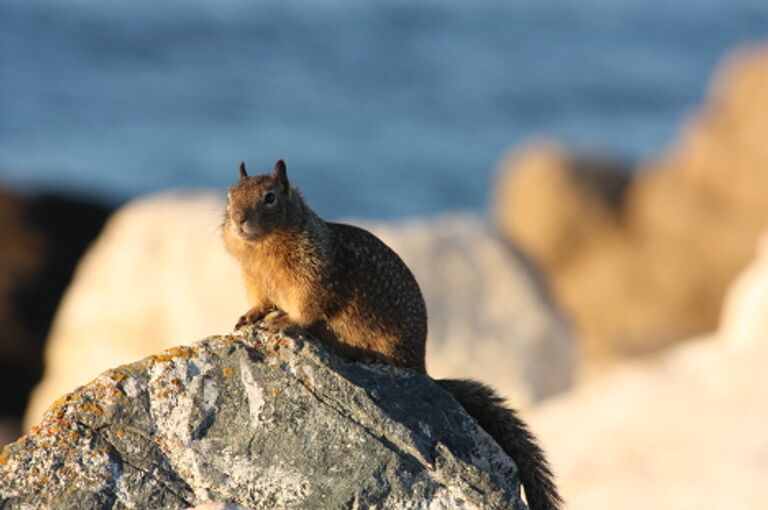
232 210 245 224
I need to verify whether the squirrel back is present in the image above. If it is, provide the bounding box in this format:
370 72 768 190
223 160 561 510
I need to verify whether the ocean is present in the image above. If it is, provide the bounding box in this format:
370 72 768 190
1 0 767 219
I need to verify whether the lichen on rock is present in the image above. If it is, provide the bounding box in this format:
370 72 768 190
1 326 527 509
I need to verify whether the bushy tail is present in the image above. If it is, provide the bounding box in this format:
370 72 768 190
437 379 562 510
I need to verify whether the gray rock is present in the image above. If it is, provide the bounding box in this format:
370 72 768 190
2 326 527 509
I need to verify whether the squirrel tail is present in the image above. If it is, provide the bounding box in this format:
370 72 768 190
436 378 562 510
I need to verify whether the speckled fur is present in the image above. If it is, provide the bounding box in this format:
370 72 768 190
223 160 560 510
223 161 427 371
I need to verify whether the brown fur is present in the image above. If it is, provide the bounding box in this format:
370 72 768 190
223 160 561 509
223 161 426 371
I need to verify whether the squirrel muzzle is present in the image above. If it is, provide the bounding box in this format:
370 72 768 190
228 206 264 241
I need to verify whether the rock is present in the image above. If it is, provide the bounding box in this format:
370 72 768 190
0 186 110 444
492 44 768 363
24 192 248 430
3 326 526 509
0 418 21 450
529 336 768 510
719 231 768 347
25 195 573 428
527 238 768 510
491 141 631 271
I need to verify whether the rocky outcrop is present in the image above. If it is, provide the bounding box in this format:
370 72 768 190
2 325 526 509
0 187 110 445
493 44 768 363
25 196 573 428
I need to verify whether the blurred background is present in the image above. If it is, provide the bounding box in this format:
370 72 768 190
2 0 767 217
2 0 768 508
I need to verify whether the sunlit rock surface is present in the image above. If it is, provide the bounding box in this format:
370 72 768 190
4 326 525 509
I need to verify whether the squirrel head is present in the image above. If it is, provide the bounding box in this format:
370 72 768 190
225 159 303 241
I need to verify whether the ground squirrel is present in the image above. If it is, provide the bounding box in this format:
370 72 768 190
223 160 562 510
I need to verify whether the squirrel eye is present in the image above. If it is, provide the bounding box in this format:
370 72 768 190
263 191 276 204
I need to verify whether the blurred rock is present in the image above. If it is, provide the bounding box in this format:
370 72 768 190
492 141 631 271
24 192 245 430
528 237 768 510
0 186 110 444
4 327 525 509
0 418 21 449
358 214 574 406
493 44 768 363
530 336 768 510
719 231 768 347
25 194 573 428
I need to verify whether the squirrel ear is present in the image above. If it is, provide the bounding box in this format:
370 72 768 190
273 159 289 191
239 161 248 180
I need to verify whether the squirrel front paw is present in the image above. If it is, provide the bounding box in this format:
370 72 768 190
235 306 274 330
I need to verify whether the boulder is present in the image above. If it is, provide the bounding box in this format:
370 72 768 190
493 44 768 363
529 335 768 510
25 195 573 428
2 326 526 509
491 141 631 271
527 234 768 510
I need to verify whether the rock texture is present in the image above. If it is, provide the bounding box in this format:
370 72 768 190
25 196 572 428
3 325 526 509
493 44 768 363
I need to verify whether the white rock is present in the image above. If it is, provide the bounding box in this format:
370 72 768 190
529 232 768 510
25 192 247 428
719 230 768 347
358 214 574 405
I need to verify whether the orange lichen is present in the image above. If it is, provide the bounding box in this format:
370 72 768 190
222 367 234 378
47 394 72 418
109 370 127 383
79 401 104 417
149 345 197 363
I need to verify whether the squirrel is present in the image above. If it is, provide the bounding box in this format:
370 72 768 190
223 160 562 510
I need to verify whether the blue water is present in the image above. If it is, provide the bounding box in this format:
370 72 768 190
2 0 768 219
